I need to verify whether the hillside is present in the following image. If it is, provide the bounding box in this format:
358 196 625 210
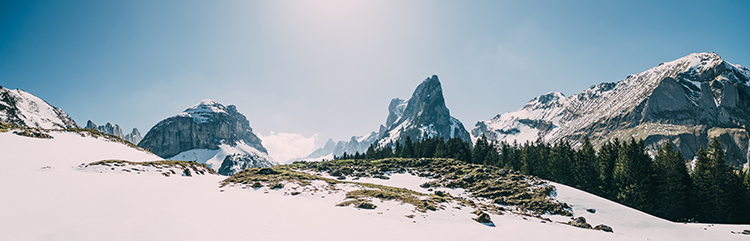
1 127 748 241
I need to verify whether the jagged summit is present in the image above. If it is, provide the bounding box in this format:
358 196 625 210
85 120 142 145
473 52 750 166
306 75 471 160
377 75 471 146
139 99 276 175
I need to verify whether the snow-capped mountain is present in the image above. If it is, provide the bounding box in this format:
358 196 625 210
0 86 78 129
306 75 471 159
375 75 471 147
473 52 750 167
138 99 277 175
85 120 142 145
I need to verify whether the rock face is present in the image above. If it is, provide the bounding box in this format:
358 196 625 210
375 75 472 147
85 121 143 144
0 86 78 129
138 99 276 175
305 75 471 159
473 52 750 167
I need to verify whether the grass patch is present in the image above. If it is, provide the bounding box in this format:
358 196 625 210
87 160 217 175
223 158 570 216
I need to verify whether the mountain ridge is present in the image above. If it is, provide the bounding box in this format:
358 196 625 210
473 52 750 166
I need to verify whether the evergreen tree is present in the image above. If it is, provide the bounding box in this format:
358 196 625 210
394 140 402 157
597 138 620 199
365 144 376 159
612 139 654 212
550 140 574 184
691 139 734 223
471 135 490 165
434 138 448 158
484 142 500 166
573 137 600 194
652 142 691 221
401 136 414 158
446 137 471 162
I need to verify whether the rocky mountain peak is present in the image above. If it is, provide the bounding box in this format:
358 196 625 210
522 92 565 111
473 52 750 167
377 75 471 146
139 99 275 175
85 120 142 144
0 86 78 129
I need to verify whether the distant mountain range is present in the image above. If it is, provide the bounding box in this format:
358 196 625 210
3 52 749 169
305 75 471 160
85 121 142 145
472 52 750 167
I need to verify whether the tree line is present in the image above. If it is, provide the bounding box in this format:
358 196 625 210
335 135 750 224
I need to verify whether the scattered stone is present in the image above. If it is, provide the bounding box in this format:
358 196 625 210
357 201 377 209
586 208 596 214
291 191 301 196
405 214 415 219
568 217 592 229
594 224 613 233
473 210 493 224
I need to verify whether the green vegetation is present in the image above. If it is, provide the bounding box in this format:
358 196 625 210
0 122 54 139
224 158 570 217
13 129 53 139
341 133 750 224
87 160 217 175
0 122 13 132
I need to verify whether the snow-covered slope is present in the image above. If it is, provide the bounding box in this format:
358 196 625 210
473 52 750 166
0 86 78 129
2 130 748 241
139 99 276 175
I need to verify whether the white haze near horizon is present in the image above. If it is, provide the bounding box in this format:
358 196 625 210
258 131 319 164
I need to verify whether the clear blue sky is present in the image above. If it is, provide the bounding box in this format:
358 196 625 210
2 0 749 161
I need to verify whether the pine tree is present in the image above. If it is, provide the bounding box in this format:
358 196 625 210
484 141 500 166
401 136 414 158
652 142 690 221
365 144 376 159
550 140 574 185
471 135 490 165
690 139 736 223
573 137 600 194
597 138 620 199
612 139 654 212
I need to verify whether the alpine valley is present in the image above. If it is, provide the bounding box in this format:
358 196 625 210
1 53 750 241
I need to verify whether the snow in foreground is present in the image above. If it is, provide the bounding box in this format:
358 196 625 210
1 131 749 241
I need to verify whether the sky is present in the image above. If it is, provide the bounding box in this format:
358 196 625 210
1 0 749 163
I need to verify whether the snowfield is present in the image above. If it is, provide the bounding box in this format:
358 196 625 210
1 130 749 240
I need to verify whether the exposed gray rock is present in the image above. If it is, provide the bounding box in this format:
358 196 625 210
139 99 276 175
474 52 750 167
86 120 142 144
376 75 471 147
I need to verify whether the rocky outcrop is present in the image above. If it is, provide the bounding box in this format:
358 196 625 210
0 86 78 129
473 52 750 167
139 99 276 175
